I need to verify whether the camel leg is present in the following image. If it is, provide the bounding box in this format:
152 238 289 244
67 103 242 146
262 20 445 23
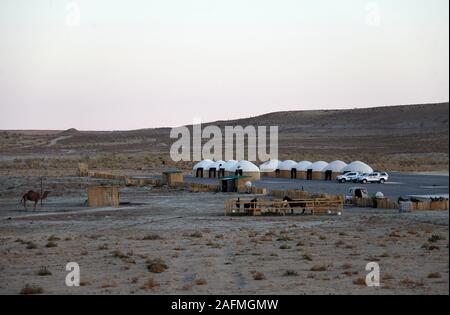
34 200 37 211
23 200 27 210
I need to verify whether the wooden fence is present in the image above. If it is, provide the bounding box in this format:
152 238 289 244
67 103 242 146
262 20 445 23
224 197 343 216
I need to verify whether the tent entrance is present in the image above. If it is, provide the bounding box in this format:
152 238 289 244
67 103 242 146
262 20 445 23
196 168 204 178
218 169 225 178
306 169 313 180
275 169 280 177
235 169 243 176
291 168 297 179
325 170 332 181
209 169 217 178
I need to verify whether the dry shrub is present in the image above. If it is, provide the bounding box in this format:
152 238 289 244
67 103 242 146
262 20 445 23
310 265 328 272
195 279 208 286
422 244 440 251
20 284 43 295
279 244 291 250
190 231 203 238
382 273 394 281
342 263 352 270
400 278 424 288
283 270 299 277
296 241 305 247
97 244 109 250
253 272 266 280
353 277 366 286
80 280 91 287
37 266 52 276
45 242 57 248
335 240 346 247
140 278 160 290
47 235 60 241
111 250 128 259
428 235 445 243
147 258 168 273
302 254 313 261
26 242 38 249
277 235 292 242
428 272 442 279
100 280 117 288
142 234 163 241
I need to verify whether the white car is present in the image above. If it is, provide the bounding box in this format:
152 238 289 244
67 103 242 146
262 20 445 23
358 172 389 184
336 172 360 183
355 173 371 183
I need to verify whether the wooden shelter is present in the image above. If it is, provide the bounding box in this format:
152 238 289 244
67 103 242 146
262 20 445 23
87 185 120 207
162 169 183 187
219 175 252 193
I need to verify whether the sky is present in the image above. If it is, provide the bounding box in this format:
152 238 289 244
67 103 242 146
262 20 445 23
0 0 448 130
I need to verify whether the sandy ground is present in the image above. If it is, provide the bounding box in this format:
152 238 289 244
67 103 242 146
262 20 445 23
0 179 448 295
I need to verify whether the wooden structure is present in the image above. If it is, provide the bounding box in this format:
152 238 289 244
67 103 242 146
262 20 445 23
78 163 89 176
352 197 449 211
224 197 343 216
87 186 119 207
161 169 183 187
219 175 252 193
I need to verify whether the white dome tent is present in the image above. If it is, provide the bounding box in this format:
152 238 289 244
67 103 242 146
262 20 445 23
221 160 238 177
279 160 298 179
322 160 347 181
259 159 281 178
192 159 213 178
295 161 313 179
342 161 373 174
307 161 329 180
230 160 261 181
206 160 226 178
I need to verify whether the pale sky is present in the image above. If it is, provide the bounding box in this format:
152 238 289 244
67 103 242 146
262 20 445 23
0 0 448 130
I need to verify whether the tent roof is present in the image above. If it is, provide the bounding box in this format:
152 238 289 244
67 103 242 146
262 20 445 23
230 160 260 172
323 160 347 172
308 161 329 172
279 160 298 171
342 161 374 174
193 159 213 170
260 159 281 172
295 161 313 171
221 160 238 171
205 160 225 170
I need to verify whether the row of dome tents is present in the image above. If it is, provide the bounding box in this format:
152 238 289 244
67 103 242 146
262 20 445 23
259 160 373 180
193 160 261 181
193 159 373 181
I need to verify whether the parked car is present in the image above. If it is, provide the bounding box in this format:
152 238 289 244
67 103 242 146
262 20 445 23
358 172 389 184
336 172 360 183
354 173 370 183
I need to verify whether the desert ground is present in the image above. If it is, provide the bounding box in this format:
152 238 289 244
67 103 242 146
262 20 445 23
0 175 448 295
0 103 448 295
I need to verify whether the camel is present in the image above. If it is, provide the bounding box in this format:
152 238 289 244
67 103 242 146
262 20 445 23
21 190 50 211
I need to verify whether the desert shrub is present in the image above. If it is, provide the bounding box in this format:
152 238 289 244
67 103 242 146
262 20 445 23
140 278 160 290
142 234 163 240
253 272 266 280
20 284 43 295
353 277 366 286
37 267 52 276
147 258 168 273
283 270 299 277
310 265 328 272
